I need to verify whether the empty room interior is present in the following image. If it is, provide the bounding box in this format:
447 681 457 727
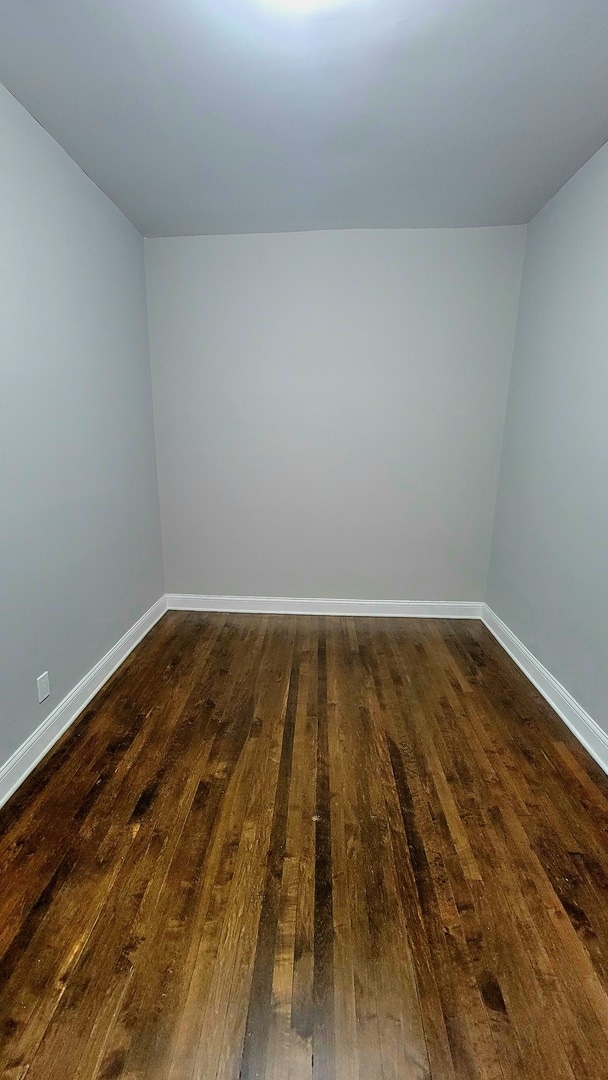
2 1 608 1077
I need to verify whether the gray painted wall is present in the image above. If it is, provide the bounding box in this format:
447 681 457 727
487 141 608 734
146 227 525 602
0 85 164 765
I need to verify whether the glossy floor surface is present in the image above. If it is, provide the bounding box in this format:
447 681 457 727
1 613 608 1079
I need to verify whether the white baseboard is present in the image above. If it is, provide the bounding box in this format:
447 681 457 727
166 594 483 619
482 604 608 776
8 594 602 814
0 596 168 811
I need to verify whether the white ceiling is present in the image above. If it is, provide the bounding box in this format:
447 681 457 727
1 0 608 236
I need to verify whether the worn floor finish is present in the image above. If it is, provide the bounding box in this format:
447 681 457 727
1 614 608 1079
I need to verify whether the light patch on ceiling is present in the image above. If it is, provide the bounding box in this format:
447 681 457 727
254 0 364 15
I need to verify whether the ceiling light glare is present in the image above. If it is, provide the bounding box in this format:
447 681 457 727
256 0 362 16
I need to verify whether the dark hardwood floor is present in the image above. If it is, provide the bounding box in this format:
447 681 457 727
1 613 608 1078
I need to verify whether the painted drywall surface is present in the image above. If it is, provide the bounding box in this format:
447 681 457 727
487 140 608 733
2 2 608 235
146 227 525 602
0 85 164 765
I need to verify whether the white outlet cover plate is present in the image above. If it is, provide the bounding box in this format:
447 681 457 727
37 671 50 703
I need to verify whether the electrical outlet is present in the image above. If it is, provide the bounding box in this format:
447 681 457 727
37 671 50 703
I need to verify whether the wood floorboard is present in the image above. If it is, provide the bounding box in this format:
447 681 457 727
1 612 608 1078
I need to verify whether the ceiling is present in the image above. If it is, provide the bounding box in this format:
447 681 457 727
1 0 608 236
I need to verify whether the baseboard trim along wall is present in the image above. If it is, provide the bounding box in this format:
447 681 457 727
482 604 608 776
3 595 605 813
0 596 168 811
165 594 484 619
